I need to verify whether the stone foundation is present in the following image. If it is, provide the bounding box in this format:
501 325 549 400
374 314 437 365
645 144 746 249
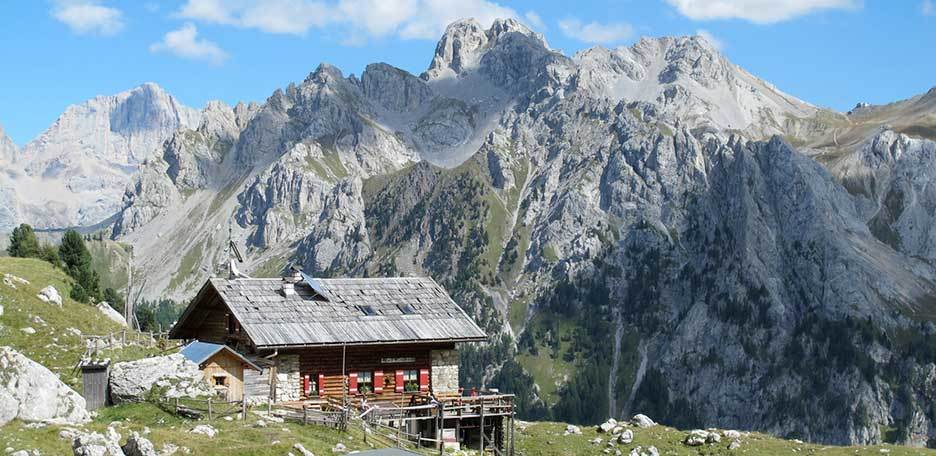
274 354 301 402
431 349 459 393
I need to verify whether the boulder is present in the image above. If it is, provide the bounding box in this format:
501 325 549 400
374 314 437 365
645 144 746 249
72 431 124 456
97 303 128 327
0 346 91 427
190 424 217 438
109 354 211 404
292 443 314 456
37 286 62 306
631 414 655 428
728 439 741 450
598 420 615 433
618 429 634 444
331 443 347 454
564 424 582 435
20 327 36 335
684 430 709 446
3 273 29 289
628 446 659 456
705 429 721 443
122 432 158 456
723 430 741 440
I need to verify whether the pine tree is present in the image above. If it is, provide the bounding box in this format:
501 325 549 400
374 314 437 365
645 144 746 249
59 230 101 303
7 223 40 258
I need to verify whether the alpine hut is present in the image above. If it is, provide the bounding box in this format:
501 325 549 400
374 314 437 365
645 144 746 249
168 269 486 404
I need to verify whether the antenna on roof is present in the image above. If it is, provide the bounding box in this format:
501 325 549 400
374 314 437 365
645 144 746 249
226 218 249 280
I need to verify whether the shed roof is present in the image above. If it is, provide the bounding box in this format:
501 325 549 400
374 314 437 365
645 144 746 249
171 276 486 348
180 340 261 370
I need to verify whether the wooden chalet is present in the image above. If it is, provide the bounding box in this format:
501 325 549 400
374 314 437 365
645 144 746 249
170 270 514 453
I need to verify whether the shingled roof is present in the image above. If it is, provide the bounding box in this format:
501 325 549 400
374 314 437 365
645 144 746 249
170 276 486 348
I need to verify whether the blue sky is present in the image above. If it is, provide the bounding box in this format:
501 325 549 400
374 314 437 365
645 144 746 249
1 0 934 146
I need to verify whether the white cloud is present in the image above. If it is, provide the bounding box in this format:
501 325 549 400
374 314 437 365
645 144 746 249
695 29 723 50
557 18 632 44
666 0 858 24
923 0 934 16
398 0 516 39
51 0 124 36
524 11 546 30
175 0 527 40
149 23 228 65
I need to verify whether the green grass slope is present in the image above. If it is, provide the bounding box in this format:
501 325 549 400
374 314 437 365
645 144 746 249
0 257 157 390
517 422 936 456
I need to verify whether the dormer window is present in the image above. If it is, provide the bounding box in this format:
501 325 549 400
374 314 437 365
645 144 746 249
358 305 378 316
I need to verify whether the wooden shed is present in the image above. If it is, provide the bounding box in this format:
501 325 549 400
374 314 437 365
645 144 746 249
80 360 110 411
180 340 261 401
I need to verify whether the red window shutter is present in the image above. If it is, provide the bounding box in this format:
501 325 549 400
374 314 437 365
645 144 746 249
374 371 384 394
318 374 325 395
349 372 358 394
419 368 429 392
395 370 404 393
303 375 310 396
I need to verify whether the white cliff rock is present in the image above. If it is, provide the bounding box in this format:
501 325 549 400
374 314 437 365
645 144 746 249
96 303 128 327
0 346 91 427
36 286 62 307
108 354 210 404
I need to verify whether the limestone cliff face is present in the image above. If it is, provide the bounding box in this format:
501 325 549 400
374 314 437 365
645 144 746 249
0 125 19 233
5 83 200 229
98 19 936 447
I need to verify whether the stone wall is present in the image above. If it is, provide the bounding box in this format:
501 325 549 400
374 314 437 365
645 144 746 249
431 349 459 393
274 354 301 402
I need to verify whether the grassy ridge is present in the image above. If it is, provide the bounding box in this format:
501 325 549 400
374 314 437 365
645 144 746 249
0 257 158 389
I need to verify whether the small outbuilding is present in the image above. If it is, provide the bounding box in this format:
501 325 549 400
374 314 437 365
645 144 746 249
180 340 261 401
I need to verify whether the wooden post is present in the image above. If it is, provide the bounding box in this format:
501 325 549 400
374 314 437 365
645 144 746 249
397 396 403 448
121 329 126 347
437 402 444 456
303 405 308 425
479 397 485 455
208 397 213 420
175 397 179 414
242 392 247 421
509 408 515 456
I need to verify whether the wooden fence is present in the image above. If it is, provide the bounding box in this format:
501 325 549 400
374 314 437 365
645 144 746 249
268 403 347 429
164 396 246 421
80 329 170 355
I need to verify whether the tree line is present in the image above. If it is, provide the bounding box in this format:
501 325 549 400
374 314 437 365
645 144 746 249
8 223 109 302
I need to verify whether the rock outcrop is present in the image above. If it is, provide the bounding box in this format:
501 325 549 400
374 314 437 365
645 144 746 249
97 302 128 327
0 346 90 427
108 354 210 404
36 286 62 307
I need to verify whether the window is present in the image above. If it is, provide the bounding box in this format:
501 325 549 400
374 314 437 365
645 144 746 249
398 303 416 315
403 369 419 392
213 375 227 386
358 371 373 394
358 305 378 316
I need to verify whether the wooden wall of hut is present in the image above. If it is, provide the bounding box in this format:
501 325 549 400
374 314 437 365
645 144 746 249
287 342 454 400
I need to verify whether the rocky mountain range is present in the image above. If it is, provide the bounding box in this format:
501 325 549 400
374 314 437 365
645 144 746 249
3 17 936 447
0 83 200 230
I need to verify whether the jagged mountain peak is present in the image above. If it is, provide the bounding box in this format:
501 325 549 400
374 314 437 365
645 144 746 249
0 123 16 163
572 33 816 136
423 17 547 80
306 62 345 85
